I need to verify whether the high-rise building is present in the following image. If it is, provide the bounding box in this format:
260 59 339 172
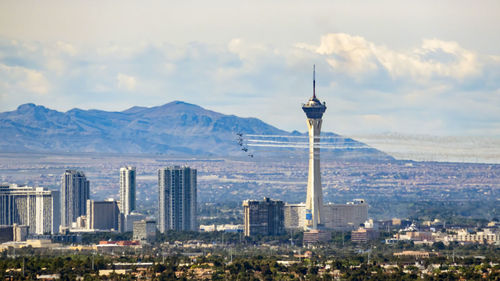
243 197 284 236
158 166 197 233
119 166 136 215
86 199 120 231
302 65 327 230
61 170 89 228
0 184 60 234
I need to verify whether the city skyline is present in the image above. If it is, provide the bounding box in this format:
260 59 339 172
1 1 500 139
0 1 498 272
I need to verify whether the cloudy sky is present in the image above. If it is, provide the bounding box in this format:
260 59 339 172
1 0 500 141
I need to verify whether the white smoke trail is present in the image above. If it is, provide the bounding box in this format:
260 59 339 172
247 139 309 145
247 143 369 149
245 134 307 138
242 133 500 163
245 134 348 140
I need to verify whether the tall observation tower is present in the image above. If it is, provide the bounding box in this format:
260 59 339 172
302 65 326 230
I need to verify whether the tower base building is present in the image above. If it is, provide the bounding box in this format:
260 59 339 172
284 200 368 231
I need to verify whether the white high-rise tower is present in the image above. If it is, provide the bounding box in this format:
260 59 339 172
120 166 136 216
302 65 326 230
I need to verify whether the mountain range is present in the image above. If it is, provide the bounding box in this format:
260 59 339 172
0 101 391 159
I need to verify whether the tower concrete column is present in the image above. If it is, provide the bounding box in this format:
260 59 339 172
305 118 323 229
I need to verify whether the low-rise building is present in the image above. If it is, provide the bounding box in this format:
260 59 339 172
199 224 243 232
399 231 433 241
351 227 379 243
123 212 146 232
386 231 433 243
284 199 368 231
0 225 13 242
323 199 368 230
452 229 498 244
87 199 120 231
303 229 331 243
13 224 29 241
394 251 431 258
133 219 156 242
243 197 284 236
0 224 29 242
283 203 306 229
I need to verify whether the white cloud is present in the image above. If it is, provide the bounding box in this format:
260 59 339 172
116 73 137 91
55 41 77 56
97 43 147 59
45 58 66 75
314 33 378 74
228 38 270 61
0 63 50 95
302 33 484 82
24 69 49 94
164 63 176 74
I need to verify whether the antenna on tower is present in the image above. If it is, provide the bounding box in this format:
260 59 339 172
313 64 316 99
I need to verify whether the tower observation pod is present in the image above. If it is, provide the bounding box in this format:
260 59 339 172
302 65 326 230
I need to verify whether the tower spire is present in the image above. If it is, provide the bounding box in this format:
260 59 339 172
313 64 316 99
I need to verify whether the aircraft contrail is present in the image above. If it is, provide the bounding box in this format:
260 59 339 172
247 143 370 149
245 134 349 140
247 139 309 144
245 138 368 149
